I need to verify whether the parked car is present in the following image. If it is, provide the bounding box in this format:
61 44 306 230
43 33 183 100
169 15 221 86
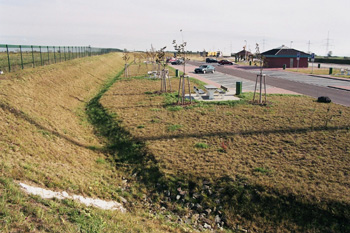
218 59 234 65
194 65 215 74
171 59 183 65
167 57 177 63
206 58 218 63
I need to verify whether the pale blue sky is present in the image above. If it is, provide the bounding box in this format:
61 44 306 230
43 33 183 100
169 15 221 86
1 0 349 56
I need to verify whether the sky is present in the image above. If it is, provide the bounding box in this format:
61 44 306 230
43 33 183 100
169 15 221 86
1 0 349 56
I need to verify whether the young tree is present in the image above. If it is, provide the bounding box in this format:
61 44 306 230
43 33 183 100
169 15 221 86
253 43 267 104
122 51 130 78
173 40 191 105
156 46 171 93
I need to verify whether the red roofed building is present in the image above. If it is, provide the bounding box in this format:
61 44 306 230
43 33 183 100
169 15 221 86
261 45 310 68
234 49 253 61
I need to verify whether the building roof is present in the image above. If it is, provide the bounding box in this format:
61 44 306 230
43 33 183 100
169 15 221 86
235 49 253 56
262 45 310 58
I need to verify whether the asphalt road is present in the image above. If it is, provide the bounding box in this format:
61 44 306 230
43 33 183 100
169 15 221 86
189 61 350 107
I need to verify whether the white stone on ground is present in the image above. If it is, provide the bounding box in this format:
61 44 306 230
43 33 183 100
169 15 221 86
19 182 126 213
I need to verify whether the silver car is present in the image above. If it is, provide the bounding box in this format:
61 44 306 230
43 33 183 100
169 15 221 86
194 65 215 74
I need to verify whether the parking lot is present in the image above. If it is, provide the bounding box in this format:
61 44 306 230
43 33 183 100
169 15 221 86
172 62 300 95
179 60 350 106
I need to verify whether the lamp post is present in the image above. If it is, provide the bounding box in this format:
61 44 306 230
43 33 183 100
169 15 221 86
244 40 247 62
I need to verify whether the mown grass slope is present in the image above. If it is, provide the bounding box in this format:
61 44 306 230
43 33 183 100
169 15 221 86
0 54 188 232
100 64 350 232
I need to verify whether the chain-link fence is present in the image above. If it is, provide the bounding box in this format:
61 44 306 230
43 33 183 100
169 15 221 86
0 44 121 73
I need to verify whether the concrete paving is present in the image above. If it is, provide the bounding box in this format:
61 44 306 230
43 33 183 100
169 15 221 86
171 63 299 96
184 61 350 106
248 69 350 90
186 92 240 102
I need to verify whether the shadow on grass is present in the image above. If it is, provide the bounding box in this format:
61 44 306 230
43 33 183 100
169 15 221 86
106 104 165 110
85 70 164 186
134 125 350 142
213 176 350 232
85 72 350 232
0 102 102 151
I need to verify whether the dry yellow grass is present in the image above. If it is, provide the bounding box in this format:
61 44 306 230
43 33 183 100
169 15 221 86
1 52 349 231
102 78 350 203
101 73 350 231
0 54 195 232
0 53 126 197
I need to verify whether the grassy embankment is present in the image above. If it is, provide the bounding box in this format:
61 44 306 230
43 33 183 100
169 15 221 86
1 53 349 232
0 53 188 232
99 63 350 232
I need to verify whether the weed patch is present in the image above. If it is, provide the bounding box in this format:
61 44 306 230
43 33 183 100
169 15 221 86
167 124 182 131
194 142 209 149
166 106 183 112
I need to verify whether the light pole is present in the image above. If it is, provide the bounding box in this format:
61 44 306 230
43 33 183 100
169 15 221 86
244 40 247 62
180 29 184 43
290 41 293 48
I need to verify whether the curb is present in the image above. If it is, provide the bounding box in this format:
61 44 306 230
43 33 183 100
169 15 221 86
308 74 350 82
327 86 350 92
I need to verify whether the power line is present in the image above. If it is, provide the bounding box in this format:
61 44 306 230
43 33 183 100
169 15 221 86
324 31 334 56
307 40 311 54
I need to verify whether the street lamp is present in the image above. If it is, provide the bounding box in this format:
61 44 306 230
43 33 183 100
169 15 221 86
244 40 247 61
180 29 184 43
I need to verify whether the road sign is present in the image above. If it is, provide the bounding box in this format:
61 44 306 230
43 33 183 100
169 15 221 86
311 53 315 62
297 52 300 61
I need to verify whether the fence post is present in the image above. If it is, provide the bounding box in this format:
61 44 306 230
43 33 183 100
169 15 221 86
39 46 43 66
53 46 56 63
64 46 66 61
19 45 24 69
59 46 62 62
6 44 11 72
31 45 35 68
47 46 50 65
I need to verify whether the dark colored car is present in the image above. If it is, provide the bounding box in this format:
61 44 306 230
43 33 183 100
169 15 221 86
218 60 234 65
194 65 215 74
206 58 218 63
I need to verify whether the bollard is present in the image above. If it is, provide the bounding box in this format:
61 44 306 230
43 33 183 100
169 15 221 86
318 63 321 68
236 82 242 95
283 64 286 70
329 67 333 75
175 69 179 77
